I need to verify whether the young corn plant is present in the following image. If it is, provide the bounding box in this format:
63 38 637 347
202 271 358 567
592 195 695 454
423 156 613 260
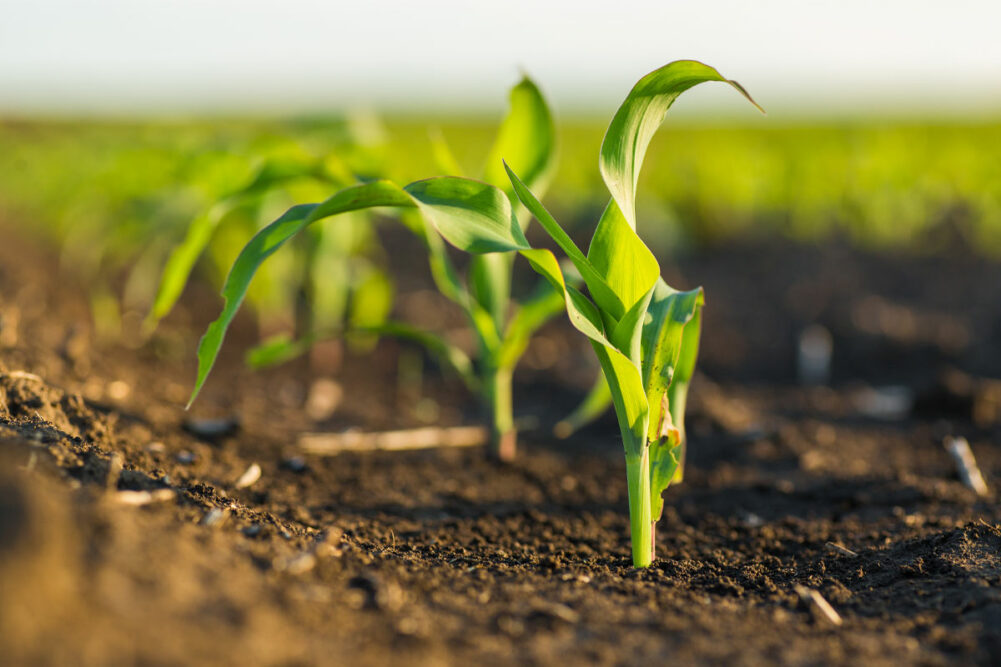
464 60 761 566
381 76 560 459
187 76 562 461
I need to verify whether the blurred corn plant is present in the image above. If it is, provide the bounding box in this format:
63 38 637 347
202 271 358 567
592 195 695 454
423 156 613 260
186 75 561 462
146 114 395 360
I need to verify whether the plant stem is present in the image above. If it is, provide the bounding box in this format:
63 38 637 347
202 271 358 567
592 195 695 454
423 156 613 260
485 365 516 461
625 449 653 568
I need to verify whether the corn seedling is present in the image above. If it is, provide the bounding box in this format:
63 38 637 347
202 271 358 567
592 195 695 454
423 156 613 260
459 60 761 566
382 76 560 459
187 76 560 462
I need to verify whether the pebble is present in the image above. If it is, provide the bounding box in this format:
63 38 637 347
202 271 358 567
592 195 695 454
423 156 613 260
114 489 176 506
234 463 262 489
201 508 228 526
739 511 765 528
276 552 316 575
176 451 196 465
282 456 308 473
183 417 240 440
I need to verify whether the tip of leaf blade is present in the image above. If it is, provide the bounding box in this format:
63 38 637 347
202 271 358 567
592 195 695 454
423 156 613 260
726 78 766 114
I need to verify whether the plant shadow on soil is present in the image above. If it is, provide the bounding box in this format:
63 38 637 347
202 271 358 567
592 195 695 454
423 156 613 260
1 226 1001 665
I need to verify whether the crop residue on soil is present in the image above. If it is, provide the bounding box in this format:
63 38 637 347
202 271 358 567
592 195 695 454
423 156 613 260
1 232 1001 665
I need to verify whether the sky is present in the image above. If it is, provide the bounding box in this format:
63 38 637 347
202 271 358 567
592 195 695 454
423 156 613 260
2 0 1001 117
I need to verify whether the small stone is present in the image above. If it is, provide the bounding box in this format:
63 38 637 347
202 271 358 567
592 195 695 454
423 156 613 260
176 451 196 465
234 463 262 489
282 456 308 473
201 508 228 526
114 489 176 506
277 552 316 575
183 417 240 440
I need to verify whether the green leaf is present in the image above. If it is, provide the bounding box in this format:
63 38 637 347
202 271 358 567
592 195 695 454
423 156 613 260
590 341 649 458
468 74 556 340
246 332 313 369
641 280 704 442
469 252 512 336
417 214 466 305
671 300 703 397
610 284 655 361
649 423 682 520
600 60 762 228
147 200 235 326
517 249 604 343
588 198 661 324
484 75 556 204
191 202 319 405
404 177 530 253
309 179 413 219
666 301 703 484
416 214 502 355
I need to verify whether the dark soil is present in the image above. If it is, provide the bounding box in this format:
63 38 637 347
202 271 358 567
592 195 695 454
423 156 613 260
2 228 1001 666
